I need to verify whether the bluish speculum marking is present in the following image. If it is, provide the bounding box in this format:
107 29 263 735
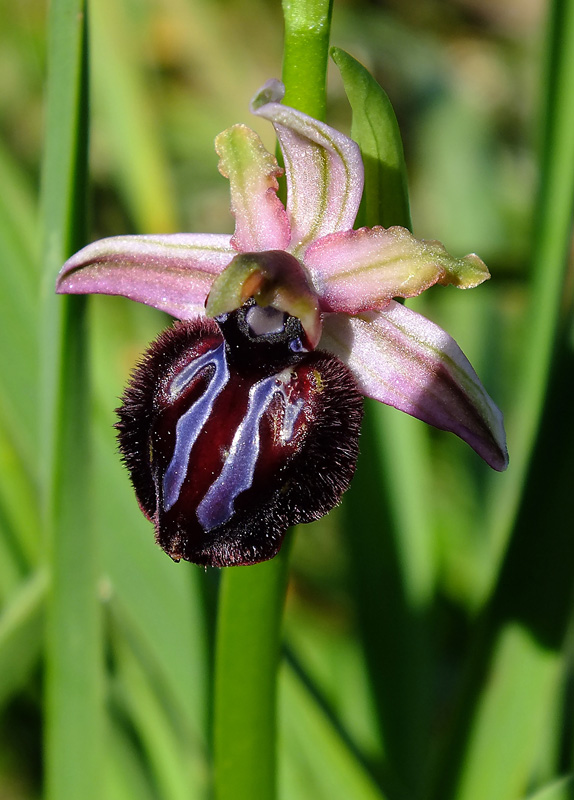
245 304 286 336
163 342 229 511
280 393 304 442
196 372 305 531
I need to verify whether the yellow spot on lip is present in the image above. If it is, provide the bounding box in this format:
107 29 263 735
313 369 324 392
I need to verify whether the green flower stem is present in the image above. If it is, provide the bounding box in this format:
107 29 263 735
213 3 333 799
40 2 103 799
281 0 333 120
213 544 292 800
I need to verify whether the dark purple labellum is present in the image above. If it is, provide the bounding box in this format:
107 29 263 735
116 303 363 567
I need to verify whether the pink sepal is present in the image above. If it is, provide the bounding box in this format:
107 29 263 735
215 124 291 253
304 226 489 313
251 80 364 252
321 301 508 471
56 233 235 319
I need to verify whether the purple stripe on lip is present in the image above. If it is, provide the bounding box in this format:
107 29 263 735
163 342 229 511
196 374 303 531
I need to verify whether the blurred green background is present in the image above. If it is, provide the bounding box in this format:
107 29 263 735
2 0 567 798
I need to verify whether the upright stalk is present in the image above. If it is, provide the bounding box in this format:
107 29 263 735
212 3 333 799
281 0 333 119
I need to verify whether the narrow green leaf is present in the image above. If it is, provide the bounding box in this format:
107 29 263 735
0 419 41 573
334 49 436 793
40 1 103 798
0 137 39 282
0 522 23 605
487 0 574 572
104 719 158 800
431 339 574 800
430 0 574 795
342 404 435 797
0 140 40 466
280 663 391 800
112 633 207 800
447 626 560 800
331 47 411 231
90 0 178 233
283 609 384 763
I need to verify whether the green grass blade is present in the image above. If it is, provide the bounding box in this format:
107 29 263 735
430 0 574 789
524 777 574 800
279 663 391 800
432 337 574 800
104 718 159 800
0 140 40 468
0 523 23 605
111 632 207 800
440 626 562 800
0 569 47 711
487 0 574 571
90 0 178 233
0 143 41 583
40 1 103 798
342 406 434 796
333 49 436 793
0 418 40 580
0 139 38 283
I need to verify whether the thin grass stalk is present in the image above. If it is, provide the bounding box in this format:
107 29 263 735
40 1 103 798
487 0 574 575
212 3 333 798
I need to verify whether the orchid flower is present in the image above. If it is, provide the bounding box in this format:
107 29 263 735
56 79 508 567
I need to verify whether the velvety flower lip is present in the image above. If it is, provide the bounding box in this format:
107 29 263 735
56 79 508 474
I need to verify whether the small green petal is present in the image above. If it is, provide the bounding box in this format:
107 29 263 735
206 251 322 349
215 125 290 252
435 246 491 289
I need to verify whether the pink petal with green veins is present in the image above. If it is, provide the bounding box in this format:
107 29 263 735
321 302 508 471
215 124 291 253
304 226 490 314
56 233 235 319
250 80 364 253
